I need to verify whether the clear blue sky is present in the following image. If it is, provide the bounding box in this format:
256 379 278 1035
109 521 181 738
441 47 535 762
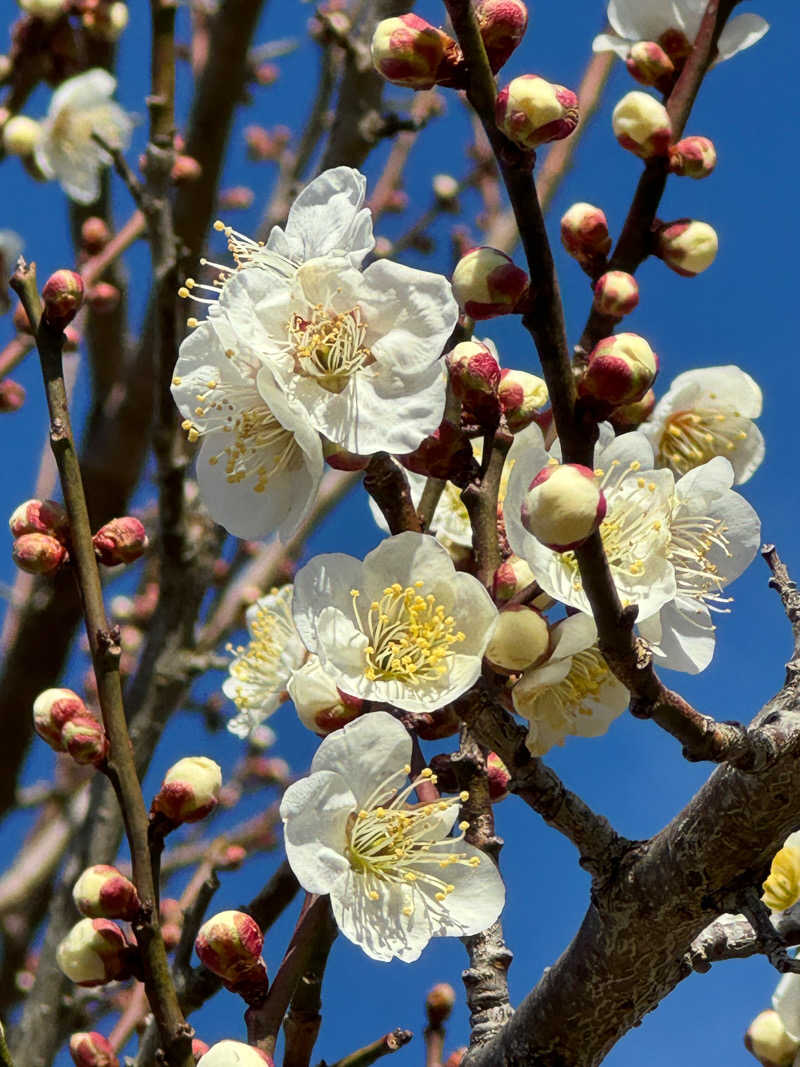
0 0 797 1063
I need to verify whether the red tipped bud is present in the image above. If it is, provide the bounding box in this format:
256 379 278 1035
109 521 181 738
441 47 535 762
520 463 606 551
69 1031 119 1067
288 659 364 736
219 186 255 211
612 92 672 159
87 283 121 314
10 498 69 540
371 14 449 90
592 271 639 318
399 420 474 480
0 379 26 412
580 333 658 406
474 0 528 73
12 532 67 574
42 270 84 327
192 1039 211 1062
152 756 222 824
497 368 548 432
744 1010 798 1066
625 41 675 90
56 918 132 987
448 340 501 410
195 910 268 999
496 75 579 149
668 136 717 180
485 603 550 673
426 982 456 1027
654 219 718 277
171 154 203 184
197 1043 274 1067
93 516 148 566
492 555 535 603
62 716 110 766
80 217 111 254
73 865 141 922
608 388 656 432
254 62 279 86
487 752 511 802
452 246 529 320
33 687 87 750
560 203 611 270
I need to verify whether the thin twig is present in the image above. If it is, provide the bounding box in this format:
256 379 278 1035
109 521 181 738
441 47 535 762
327 1028 413 1067
363 454 422 535
740 888 800 974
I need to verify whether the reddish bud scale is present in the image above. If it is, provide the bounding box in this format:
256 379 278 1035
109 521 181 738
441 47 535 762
152 756 222 824
580 333 659 406
492 555 535 603
592 271 639 318
625 40 675 91
444 1050 467 1067
668 136 717 180
0 378 26 412
62 716 110 765
322 439 370 471
452 246 529 320
560 203 611 269
497 368 548 432
474 0 528 73
73 865 142 921
192 1039 211 1062
93 516 148 565
658 27 691 64
447 341 501 418
219 186 255 211
371 14 449 90
12 532 67 574
487 752 511 802
313 690 364 734
399 419 475 481
608 389 656 432
69 1031 119 1067
496 75 579 150
80 217 111 254
33 687 88 750
42 269 84 327
10 497 69 540
195 910 268 997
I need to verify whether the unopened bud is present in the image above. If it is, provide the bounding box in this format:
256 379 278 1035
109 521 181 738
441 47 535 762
12 532 67 574
192 1039 211 1062
560 203 611 268
56 918 131 987
87 283 121 314
0 379 26 412
195 911 268 998
73 865 141 922
452 247 529 320
254 62 279 86
492 555 535 603
612 91 672 159
69 1031 119 1067
497 368 548 432
171 155 203 184
152 756 222 824
495 75 579 150
487 752 511 801
744 1010 798 1067
521 463 606 551
33 687 87 750
93 516 148 566
20 0 68 20
62 716 110 766
2 116 42 157
104 2 129 40
668 136 717 180
474 0 528 73
625 41 675 90
608 388 655 432
371 14 448 90
433 173 459 205
42 269 84 327
244 125 275 161
580 333 658 406
80 217 111 254
288 659 364 736
10 498 68 540
655 219 718 277
485 603 550 673
426 982 456 1027
160 898 183 950
197 1042 274 1067
219 186 255 211
592 271 639 318
448 340 501 404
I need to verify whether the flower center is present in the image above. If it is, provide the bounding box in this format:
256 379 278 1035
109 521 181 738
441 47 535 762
345 765 477 914
288 305 373 393
667 511 732 610
553 648 611 715
350 583 465 686
657 408 749 475
226 588 300 711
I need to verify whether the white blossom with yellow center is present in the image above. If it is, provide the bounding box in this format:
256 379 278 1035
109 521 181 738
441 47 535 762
511 613 628 756
34 69 133 204
170 309 324 541
642 365 764 484
280 712 505 962
292 533 497 713
222 585 308 738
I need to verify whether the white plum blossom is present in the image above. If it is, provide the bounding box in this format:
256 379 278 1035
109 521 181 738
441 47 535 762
34 69 133 204
222 585 308 738
512 612 629 756
279 711 505 962
774 972 800 1043
171 310 324 541
292 532 498 713
593 0 768 64
642 365 764 484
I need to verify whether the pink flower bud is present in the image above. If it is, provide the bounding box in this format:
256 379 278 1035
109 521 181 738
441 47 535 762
218 844 247 870
73 865 141 922
485 603 550 673
592 271 639 318
744 1010 798 1067
197 1043 274 1067
244 125 276 161
520 463 606 551
56 918 132 987
0 378 26 412
474 0 528 73
80 217 111 254
152 756 222 824
171 154 203 184
448 340 501 404
668 136 716 180
195 910 268 998
580 333 659 406
12 532 67 574
497 368 548 432
87 283 121 314
426 982 456 1027
560 203 611 268
612 91 672 159
219 186 255 211
608 388 656 432
61 716 110 766
399 420 474 480
33 687 88 750
69 1031 119 1067
625 41 675 91
93 516 148 566
495 75 579 149
370 14 449 90
192 1039 211 1062
160 898 183 950
654 219 718 276
288 660 364 736
487 752 511 802
452 247 529 320
10 497 69 540
254 62 279 86
42 269 84 327
492 555 535 603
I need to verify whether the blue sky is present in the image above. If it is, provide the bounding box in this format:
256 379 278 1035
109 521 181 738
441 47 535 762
0 0 797 1063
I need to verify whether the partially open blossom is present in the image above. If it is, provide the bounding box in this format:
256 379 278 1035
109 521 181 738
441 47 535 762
281 712 505 961
152 756 222 824
370 14 449 89
560 202 611 272
592 271 639 318
92 516 148 566
580 333 658 406
61 716 109 765
608 389 656 432
474 0 528 73
197 1042 273 1067
669 136 717 179
69 1031 119 1067
73 865 141 922
612 91 672 159
520 463 607 552
746 1008 799 1066
426 982 456 1026
12 532 67 575
451 247 529 320
56 918 131 987
496 75 579 149
0 379 26 413
33 687 87 750
288 657 364 735
655 219 718 276
195 911 268 998
486 752 511 802
2 115 41 157
492 555 536 604
42 270 84 327
485 604 550 674
625 41 674 90
10 498 69 540
447 340 501 412
498 368 548 432
762 831 800 913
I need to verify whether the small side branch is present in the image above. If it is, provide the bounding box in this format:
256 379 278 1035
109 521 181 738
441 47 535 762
764 545 800 664
363 454 422 534
328 1027 413 1067
740 888 800 975
686 903 800 973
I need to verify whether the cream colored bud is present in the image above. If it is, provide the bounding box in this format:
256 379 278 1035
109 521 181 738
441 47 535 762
745 1010 798 1066
197 1041 274 1066
485 604 550 673
593 271 639 318
580 333 658 407
626 41 675 89
69 1030 119 1067
371 14 448 90
498 368 548 431
195 911 267 997
521 463 606 551
73 865 141 922
655 219 718 276
492 555 535 603
153 756 222 824
106 2 129 39
669 136 717 180
496 74 579 149
561 202 611 264
612 91 672 159
57 919 131 987
452 246 529 320
448 341 501 401
288 659 364 736
12 532 67 575
10 498 69 539
433 173 459 202
3 115 42 156
33 687 87 750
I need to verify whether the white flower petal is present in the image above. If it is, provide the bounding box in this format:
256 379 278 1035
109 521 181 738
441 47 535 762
293 553 365 653
716 13 769 61
639 598 716 674
310 711 411 807
775 973 800 1042
591 31 631 58
280 771 355 894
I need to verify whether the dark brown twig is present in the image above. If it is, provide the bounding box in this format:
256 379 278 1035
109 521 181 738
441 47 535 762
327 1028 413 1067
